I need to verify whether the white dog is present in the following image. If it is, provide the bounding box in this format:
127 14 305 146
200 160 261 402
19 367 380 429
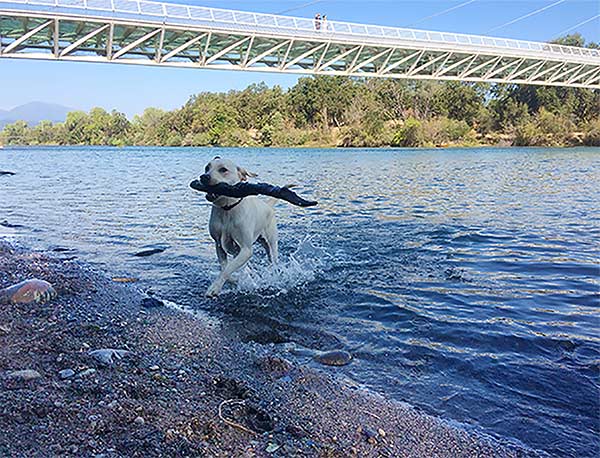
199 157 278 297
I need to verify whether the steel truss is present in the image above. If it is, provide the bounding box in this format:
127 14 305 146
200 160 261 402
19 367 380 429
0 0 598 88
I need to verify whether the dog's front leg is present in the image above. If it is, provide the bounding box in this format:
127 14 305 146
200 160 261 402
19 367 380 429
206 246 253 297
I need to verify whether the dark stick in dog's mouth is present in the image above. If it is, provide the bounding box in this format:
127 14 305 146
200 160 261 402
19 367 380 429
189 180 318 207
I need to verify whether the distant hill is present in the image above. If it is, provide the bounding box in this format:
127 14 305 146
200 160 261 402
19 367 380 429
0 102 73 128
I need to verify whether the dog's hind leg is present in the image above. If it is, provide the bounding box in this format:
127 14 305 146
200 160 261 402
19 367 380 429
215 242 228 269
263 220 278 264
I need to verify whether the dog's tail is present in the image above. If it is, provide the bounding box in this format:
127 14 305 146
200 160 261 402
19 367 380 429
265 183 297 207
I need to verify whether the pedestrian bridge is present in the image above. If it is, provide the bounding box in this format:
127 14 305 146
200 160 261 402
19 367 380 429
1 0 599 88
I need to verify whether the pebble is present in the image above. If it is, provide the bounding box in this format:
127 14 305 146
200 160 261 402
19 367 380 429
134 416 145 425
89 348 131 365
59 369 75 379
111 277 139 283
361 426 378 444
378 428 386 437
149 365 160 371
266 443 281 453
314 350 353 366
141 297 164 308
0 325 10 335
78 368 97 378
8 369 41 381
107 400 119 409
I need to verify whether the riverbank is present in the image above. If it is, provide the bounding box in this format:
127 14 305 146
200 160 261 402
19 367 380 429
2 122 599 149
0 241 541 457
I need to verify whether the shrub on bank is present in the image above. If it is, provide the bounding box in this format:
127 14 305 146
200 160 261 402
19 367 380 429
391 117 472 147
582 119 600 146
514 108 575 146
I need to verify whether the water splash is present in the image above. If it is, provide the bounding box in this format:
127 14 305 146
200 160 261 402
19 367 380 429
233 235 329 296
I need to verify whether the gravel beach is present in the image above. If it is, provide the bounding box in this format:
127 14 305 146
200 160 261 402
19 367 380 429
0 241 541 457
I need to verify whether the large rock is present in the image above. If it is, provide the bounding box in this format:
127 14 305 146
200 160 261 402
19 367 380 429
314 350 353 366
0 279 57 305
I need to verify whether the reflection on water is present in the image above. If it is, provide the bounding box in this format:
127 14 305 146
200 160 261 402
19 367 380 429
1 146 599 458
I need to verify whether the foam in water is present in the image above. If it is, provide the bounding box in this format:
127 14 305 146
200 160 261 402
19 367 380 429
233 235 329 296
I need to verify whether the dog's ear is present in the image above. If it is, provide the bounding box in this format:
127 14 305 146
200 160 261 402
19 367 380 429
237 166 258 182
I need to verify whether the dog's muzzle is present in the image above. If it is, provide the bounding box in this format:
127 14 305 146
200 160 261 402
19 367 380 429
200 173 211 185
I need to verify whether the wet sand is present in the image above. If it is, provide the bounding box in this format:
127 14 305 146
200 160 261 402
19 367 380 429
0 242 541 457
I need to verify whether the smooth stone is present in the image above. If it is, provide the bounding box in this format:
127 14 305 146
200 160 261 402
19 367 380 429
59 369 75 379
78 368 97 378
133 248 165 257
112 277 139 283
314 350 353 366
8 369 41 381
107 400 119 409
148 365 160 371
0 279 57 305
141 297 164 308
362 426 378 444
88 349 131 365
0 171 15 176
266 443 281 453
134 416 145 425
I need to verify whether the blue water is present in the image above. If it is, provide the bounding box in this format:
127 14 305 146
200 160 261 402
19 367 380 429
1 146 599 457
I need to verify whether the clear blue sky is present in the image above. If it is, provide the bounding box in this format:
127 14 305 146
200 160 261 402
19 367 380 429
1 0 598 117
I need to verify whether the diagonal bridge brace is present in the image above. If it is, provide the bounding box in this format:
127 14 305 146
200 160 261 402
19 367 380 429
160 33 208 62
3 20 53 54
112 28 161 59
60 24 109 57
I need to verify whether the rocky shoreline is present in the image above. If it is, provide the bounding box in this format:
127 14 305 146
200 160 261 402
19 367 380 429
0 242 540 457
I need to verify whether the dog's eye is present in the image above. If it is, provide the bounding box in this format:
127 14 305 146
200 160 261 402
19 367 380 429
219 167 228 174
204 165 210 173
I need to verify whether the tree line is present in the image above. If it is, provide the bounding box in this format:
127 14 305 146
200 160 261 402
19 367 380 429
2 34 598 149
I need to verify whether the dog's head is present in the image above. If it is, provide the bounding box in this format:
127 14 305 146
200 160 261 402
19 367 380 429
199 157 257 202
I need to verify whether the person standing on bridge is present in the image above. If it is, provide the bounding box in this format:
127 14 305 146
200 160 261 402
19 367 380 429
314 13 321 31
322 14 328 32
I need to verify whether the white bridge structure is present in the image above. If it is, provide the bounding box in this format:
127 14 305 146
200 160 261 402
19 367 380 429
0 0 599 88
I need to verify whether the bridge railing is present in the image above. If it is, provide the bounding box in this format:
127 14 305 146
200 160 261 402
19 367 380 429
1 0 599 63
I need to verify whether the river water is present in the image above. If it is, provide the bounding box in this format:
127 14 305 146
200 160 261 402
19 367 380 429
1 146 599 457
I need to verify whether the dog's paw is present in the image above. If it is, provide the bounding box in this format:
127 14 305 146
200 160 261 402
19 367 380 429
205 282 222 298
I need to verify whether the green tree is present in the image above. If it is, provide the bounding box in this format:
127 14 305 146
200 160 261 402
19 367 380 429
1 121 30 145
31 120 56 144
287 76 357 129
64 111 91 144
437 82 487 125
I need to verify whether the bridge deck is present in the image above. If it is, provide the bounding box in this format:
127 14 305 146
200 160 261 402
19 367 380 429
0 0 599 88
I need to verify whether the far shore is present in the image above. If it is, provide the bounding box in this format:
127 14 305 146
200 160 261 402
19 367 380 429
2 142 599 150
